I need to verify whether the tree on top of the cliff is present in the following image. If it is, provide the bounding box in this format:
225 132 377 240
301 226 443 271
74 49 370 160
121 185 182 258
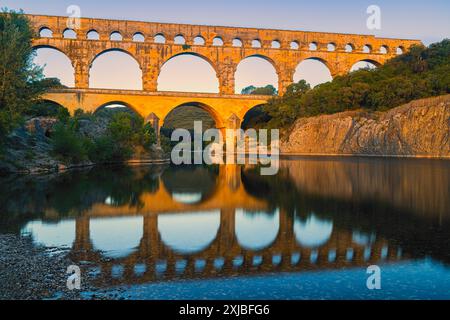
252 85 278 95
0 9 58 141
241 85 278 95
262 39 450 127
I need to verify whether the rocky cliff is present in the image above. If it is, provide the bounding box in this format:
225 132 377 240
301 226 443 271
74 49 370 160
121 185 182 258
281 95 450 158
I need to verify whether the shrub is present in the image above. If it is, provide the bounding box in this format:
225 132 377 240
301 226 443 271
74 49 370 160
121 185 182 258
50 122 88 163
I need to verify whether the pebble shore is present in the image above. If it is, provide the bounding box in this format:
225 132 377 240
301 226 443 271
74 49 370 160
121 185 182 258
0 234 86 300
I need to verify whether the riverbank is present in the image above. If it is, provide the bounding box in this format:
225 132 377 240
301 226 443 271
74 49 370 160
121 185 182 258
281 95 450 158
0 234 137 300
0 234 81 299
0 115 170 175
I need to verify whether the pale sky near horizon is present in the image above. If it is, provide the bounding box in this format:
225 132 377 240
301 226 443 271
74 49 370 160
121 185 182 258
4 0 449 93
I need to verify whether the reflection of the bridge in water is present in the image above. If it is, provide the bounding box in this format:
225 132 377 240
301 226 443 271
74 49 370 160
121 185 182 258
60 164 404 287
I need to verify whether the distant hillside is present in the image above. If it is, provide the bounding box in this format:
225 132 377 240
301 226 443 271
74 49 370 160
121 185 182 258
163 106 215 130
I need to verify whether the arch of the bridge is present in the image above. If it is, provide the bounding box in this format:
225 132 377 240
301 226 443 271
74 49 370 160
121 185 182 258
160 165 221 205
160 101 225 129
94 100 142 115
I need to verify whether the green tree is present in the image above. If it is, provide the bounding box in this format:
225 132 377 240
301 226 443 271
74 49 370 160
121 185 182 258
252 85 277 95
241 85 256 95
0 9 59 140
241 85 277 95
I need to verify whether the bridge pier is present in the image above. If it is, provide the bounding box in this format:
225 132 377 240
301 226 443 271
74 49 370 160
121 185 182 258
217 60 237 95
141 62 159 92
278 68 295 95
73 216 92 252
140 215 161 259
145 113 161 146
73 57 90 89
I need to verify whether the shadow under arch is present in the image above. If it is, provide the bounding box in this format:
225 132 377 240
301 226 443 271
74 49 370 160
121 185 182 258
36 98 68 110
161 101 225 129
240 103 271 129
93 100 141 116
160 165 219 205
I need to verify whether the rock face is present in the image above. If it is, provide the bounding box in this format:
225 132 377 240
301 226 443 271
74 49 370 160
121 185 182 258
0 121 61 175
281 95 450 158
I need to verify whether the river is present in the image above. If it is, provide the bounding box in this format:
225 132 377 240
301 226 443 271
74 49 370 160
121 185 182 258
1 156 449 299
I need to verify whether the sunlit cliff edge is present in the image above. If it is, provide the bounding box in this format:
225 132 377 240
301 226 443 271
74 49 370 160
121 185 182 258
281 95 450 158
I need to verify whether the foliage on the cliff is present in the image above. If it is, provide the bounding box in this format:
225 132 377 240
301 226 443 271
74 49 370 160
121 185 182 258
241 85 278 95
263 39 450 128
0 9 61 141
50 110 157 164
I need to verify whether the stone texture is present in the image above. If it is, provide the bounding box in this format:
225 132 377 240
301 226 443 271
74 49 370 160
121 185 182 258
25 117 58 136
28 14 421 133
281 95 450 158
28 14 421 94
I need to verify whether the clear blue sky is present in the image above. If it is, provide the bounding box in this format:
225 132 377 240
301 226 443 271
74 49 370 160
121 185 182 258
4 0 449 92
3 0 449 44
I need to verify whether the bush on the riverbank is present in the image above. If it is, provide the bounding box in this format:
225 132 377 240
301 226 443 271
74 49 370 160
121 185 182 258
50 110 157 164
263 39 450 128
51 121 89 163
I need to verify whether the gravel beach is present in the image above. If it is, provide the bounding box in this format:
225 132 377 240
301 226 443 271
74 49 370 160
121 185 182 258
0 234 85 300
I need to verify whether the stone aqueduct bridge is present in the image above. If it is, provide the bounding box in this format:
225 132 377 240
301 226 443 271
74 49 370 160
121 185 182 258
29 14 421 130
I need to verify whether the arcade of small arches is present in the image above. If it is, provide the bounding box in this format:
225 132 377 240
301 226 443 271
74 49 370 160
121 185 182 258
37 24 409 56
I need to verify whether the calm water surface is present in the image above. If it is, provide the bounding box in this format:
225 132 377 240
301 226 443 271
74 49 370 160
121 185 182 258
1 157 449 299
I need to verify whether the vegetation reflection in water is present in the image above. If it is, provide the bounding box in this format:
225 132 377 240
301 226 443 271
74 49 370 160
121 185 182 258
1 157 450 299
